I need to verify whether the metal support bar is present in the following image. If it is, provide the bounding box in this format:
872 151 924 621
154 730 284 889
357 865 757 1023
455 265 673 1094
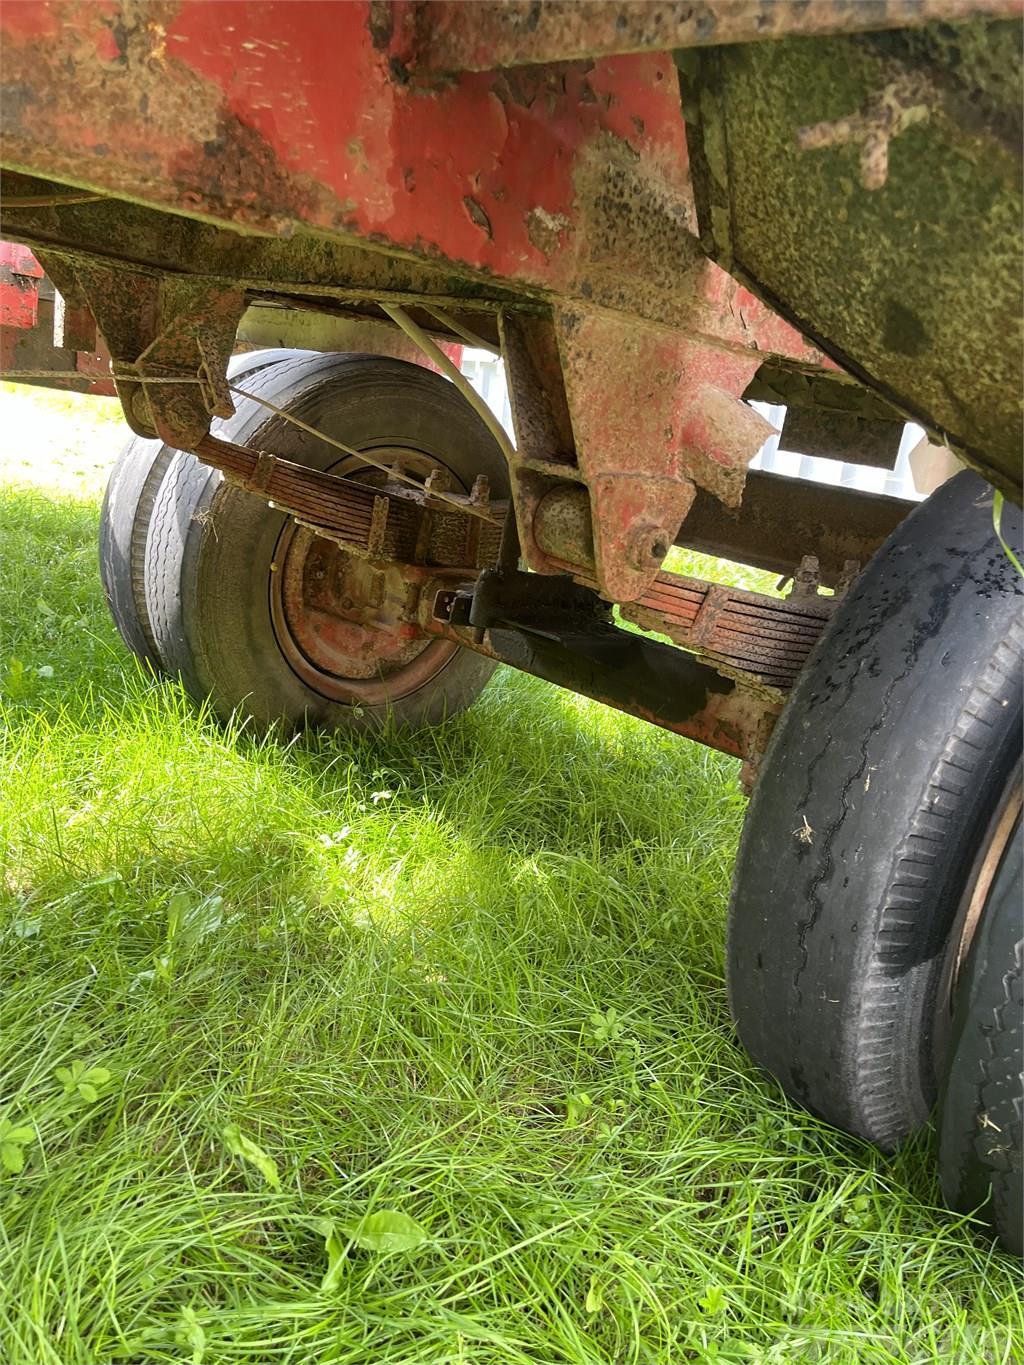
677 471 914 586
427 588 777 762
530 468 910 598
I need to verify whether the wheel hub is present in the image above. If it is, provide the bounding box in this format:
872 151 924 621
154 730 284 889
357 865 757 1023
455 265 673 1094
268 446 460 704
276 526 427 680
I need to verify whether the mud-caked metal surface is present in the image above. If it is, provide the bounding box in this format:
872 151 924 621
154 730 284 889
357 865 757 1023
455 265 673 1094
45 259 247 448
680 18 1023 495
679 471 914 586
387 1 1018 73
0 3 821 362
499 308 777 603
550 305 774 602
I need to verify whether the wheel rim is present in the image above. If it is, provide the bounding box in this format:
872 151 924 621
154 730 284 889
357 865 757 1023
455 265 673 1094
953 775 1023 988
269 445 460 705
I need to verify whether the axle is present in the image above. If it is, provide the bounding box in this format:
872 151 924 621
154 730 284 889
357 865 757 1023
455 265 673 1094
191 428 846 770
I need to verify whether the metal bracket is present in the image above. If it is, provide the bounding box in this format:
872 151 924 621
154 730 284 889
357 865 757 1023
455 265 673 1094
36 252 246 448
501 305 777 605
439 567 611 633
554 305 776 602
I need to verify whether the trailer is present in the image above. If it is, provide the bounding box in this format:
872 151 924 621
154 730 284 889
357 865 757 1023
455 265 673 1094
1 1 1021 1251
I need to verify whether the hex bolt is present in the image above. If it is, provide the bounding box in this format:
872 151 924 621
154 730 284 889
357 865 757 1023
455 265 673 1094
628 523 672 571
424 466 451 496
788 554 821 599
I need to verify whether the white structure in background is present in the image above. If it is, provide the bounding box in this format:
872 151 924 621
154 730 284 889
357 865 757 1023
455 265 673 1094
460 348 515 435
748 401 925 501
460 349 925 502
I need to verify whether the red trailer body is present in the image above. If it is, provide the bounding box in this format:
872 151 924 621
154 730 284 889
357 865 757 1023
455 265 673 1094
1 0 1019 750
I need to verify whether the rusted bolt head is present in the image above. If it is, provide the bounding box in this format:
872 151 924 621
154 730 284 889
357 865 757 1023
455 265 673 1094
165 394 201 430
128 386 156 434
628 524 672 570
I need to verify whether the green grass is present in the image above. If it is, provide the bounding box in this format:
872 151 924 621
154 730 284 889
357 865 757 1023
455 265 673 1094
0 385 1020 1364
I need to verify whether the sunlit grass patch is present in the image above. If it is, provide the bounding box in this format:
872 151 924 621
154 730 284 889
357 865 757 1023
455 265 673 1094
1 386 1020 1364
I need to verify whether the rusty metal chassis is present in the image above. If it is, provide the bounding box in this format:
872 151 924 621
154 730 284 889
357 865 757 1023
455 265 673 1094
1 168 835 599
0 179 910 570
0 0 959 767
192 428 839 770
0 173 914 767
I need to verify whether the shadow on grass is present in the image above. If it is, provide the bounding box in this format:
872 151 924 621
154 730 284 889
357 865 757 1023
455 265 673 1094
1 479 746 868
5 483 1018 1362
1 481 748 1117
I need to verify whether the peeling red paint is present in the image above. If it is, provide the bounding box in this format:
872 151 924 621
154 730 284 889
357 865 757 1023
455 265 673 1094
0 241 43 278
554 306 774 600
0 0 818 366
0 273 38 328
164 2 692 281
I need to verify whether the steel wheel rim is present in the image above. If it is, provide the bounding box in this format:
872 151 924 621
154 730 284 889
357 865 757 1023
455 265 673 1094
953 775 1023 989
269 444 461 705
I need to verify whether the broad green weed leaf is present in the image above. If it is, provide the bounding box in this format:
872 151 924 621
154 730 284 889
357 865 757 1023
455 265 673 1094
56 1061 110 1103
166 890 191 942
585 1276 605 1314
221 1123 281 1190
3 659 27 699
319 1222 348 1293
1 1125 33 1144
177 1306 207 1364
0 1121 32 1174
1 1142 25 1173
346 1209 428 1254
699 1284 727 1315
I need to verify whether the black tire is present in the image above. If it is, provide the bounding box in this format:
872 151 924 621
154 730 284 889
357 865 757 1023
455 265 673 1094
727 472 1023 1149
99 432 175 670
938 807 1022 1256
143 353 507 732
98 350 304 672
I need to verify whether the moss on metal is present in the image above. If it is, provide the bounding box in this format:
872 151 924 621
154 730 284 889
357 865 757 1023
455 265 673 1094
679 19 1022 496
